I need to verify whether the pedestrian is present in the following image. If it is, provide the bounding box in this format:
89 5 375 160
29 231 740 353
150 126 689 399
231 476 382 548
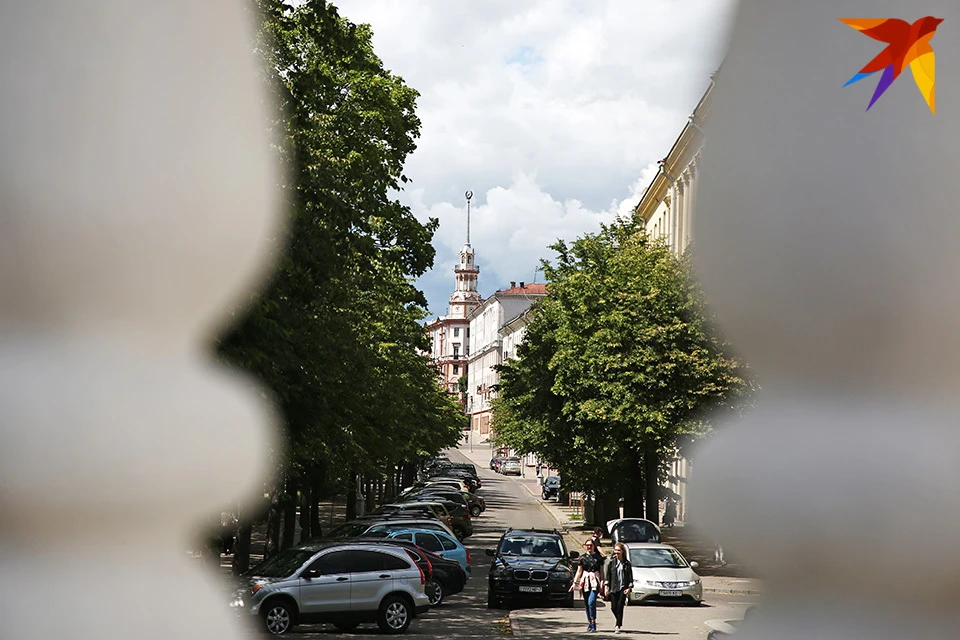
570 539 605 632
714 542 726 565
603 543 634 633
663 498 677 527
591 526 604 550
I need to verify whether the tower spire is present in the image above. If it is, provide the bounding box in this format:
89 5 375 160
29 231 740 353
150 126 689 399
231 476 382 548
465 190 473 245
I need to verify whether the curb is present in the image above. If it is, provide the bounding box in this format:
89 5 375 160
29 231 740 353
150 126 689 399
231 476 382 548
703 588 763 596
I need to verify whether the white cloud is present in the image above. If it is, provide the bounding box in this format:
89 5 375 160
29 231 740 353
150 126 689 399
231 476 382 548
334 0 735 315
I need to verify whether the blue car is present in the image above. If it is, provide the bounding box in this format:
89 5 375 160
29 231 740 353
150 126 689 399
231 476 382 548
380 528 471 575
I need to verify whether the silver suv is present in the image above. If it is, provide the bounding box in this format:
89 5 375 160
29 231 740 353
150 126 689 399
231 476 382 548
230 542 430 635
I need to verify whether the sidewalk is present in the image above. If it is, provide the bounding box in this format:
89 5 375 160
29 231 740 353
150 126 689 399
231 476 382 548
453 442 762 597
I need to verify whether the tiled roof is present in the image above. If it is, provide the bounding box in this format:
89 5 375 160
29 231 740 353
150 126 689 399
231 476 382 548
497 283 548 295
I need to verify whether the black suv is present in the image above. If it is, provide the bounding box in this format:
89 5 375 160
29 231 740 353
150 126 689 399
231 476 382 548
485 528 578 609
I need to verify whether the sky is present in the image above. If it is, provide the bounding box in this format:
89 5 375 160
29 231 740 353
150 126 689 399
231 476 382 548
335 0 736 318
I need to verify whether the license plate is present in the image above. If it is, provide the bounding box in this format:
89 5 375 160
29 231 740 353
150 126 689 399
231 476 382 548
518 585 543 593
659 589 682 597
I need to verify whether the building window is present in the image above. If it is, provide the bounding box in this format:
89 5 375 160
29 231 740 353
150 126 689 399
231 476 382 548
453 364 459 374
453 344 460 359
453 327 460 337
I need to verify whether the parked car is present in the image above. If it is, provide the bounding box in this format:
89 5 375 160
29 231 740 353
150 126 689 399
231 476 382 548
378 527 471 574
606 518 661 544
230 541 430 635
401 479 464 496
336 537 465 607
541 475 561 500
384 499 473 540
374 502 455 532
499 459 522 475
434 469 480 492
485 528 578 609
624 543 702 606
408 488 485 517
324 516 455 540
418 546 468 606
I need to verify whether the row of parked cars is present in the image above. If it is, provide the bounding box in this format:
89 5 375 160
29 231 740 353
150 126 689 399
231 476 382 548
230 455 485 635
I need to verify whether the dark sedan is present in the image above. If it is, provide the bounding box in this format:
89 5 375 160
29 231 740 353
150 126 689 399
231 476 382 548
485 528 578 609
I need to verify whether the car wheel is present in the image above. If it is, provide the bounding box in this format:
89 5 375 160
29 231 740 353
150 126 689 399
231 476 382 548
453 526 466 541
262 600 295 635
470 505 482 517
333 620 360 632
376 595 412 634
427 580 445 606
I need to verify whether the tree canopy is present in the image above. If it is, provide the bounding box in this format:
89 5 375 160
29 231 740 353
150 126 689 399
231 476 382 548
493 220 751 521
219 0 465 497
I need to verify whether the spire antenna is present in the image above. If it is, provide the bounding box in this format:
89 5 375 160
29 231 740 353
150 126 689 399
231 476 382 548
465 190 473 245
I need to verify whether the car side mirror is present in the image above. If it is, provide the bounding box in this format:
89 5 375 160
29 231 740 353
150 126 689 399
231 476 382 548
301 569 319 579
569 551 580 559
485 548 496 556
689 561 699 569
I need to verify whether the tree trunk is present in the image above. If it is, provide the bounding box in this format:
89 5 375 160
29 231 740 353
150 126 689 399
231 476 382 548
233 519 254 576
263 487 283 559
644 438 661 524
401 462 417 488
345 471 358 521
601 491 621 529
298 478 311 544
281 478 298 550
309 465 325 539
622 453 645 518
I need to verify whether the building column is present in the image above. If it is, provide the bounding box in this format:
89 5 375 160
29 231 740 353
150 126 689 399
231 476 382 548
685 161 697 248
673 180 684 254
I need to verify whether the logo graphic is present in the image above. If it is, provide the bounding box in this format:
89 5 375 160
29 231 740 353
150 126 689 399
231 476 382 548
840 17 942 113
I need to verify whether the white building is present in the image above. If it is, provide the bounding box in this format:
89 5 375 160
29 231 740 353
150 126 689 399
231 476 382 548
424 241 482 397
466 282 547 439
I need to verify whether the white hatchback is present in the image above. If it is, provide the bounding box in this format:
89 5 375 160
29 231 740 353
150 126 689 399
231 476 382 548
624 543 702 606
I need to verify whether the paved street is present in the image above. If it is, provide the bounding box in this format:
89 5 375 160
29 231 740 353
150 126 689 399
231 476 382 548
235 444 760 638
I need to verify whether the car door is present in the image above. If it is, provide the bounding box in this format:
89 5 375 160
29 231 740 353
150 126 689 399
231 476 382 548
345 550 395 612
299 550 353 614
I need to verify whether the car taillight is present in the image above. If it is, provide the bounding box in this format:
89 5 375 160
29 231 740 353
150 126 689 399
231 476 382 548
251 585 262 596
465 511 471 520
405 549 426 585
466 549 471 566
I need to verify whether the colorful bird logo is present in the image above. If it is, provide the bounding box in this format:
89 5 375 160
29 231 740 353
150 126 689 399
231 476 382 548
840 17 942 113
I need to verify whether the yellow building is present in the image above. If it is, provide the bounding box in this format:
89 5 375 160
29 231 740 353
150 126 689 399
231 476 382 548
630 72 715 524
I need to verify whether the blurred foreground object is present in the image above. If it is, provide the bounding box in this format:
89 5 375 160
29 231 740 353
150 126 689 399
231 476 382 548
692 1 959 638
0 3 282 639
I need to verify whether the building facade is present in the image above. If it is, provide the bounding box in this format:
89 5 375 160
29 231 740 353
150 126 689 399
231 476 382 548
425 242 482 396
630 74 715 523
466 282 547 439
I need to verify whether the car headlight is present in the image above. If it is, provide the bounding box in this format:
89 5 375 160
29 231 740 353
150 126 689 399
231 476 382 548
491 565 511 578
549 569 571 579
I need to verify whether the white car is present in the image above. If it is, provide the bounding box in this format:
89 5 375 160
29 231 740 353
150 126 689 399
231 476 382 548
624 543 702 606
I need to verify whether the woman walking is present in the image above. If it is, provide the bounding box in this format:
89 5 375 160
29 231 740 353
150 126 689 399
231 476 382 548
570 539 605 632
603 543 634 633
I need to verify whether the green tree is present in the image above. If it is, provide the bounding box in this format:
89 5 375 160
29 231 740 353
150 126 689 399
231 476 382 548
494 220 751 523
217 0 465 570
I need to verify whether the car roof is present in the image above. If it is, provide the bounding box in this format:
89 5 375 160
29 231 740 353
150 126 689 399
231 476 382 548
291 541 410 554
621 543 680 552
387 527 458 541
502 527 561 537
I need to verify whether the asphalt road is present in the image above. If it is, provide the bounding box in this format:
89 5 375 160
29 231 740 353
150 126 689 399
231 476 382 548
238 451 759 638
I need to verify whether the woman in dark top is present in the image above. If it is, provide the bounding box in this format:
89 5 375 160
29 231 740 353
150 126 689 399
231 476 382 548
603 542 634 633
570 539 605 632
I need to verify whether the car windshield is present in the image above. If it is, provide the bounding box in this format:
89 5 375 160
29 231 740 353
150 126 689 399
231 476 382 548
629 548 688 568
614 521 660 543
244 548 316 578
499 535 564 557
